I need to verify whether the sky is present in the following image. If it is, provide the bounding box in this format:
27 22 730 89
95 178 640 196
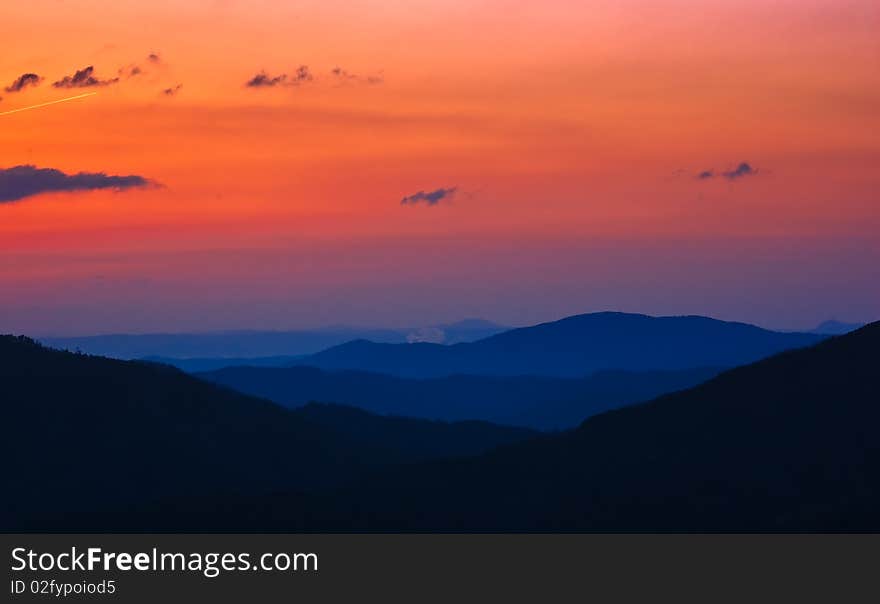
1 0 878 335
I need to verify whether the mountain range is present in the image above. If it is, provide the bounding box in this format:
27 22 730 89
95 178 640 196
39 319 507 361
0 336 534 531
6 313 875 532
309 320 877 531
102 320 878 532
199 365 721 430
294 312 824 378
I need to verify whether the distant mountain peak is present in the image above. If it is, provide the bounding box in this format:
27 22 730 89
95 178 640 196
299 312 825 379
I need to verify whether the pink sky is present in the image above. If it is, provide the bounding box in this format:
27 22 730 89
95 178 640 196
1 0 878 334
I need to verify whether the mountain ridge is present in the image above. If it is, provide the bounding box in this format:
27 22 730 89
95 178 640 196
198 364 722 430
297 312 825 378
39 319 509 360
0 335 537 531
313 321 880 531
95 321 879 532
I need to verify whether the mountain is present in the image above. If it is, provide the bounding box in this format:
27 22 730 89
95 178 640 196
295 312 825 378
811 320 865 335
142 354 305 372
116 320 878 532
292 403 536 457
27 322 880 532
312 320 879 531
0 336 536 531
198 365 722 430
40 320 509 365
40 328 409 360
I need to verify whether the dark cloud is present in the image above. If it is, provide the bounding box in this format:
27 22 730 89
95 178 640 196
331 67 384 85
723 162 757 180
400 187 458 207
246 65 383 89
119 53 167 79
245 66 313 88
696 162 759 181
118 64 143 78
0 165 152 204
5 73 43 93
53 66 119 88
331 67 355 80
291 65 313 84
162 84 183 96
245 71 288 87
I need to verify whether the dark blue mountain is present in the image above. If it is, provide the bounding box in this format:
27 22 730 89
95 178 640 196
40 328 409 359
143 354 305 372
0 336 536 531
111 320 879 532
313 321 879 531
40 319 508 365
198 365 721 430
296 312 825 378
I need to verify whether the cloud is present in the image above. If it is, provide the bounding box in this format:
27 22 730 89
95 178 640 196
407 327 446 344
722 162 757 180
162 84 183 96
400 187 458 206
245 71 288 87
291 65 313 84
331 67 384 85
696 162 759 181
331 67 356 80
0 165 153 203
245 65 313 88
119 53 168 79
5 73 43 93
53 66 119 88
118 64 143 78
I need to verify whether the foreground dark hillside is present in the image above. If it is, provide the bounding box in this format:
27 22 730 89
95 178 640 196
0 337 536 531
298 312 824 378
326 321 879 531
98 321 878 532
199 365 721 430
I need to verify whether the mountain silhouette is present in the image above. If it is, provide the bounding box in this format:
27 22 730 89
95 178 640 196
292 403 536 456
40 319 508 361
41 328 410 359
96 321 879 532
296 312 824 378
198 365 721 430
308 320 879 531
0 336 535 531
142 354 305 372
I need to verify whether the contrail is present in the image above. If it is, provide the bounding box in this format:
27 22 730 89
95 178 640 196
0 92 97 117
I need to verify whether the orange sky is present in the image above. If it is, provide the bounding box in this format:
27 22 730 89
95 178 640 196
1 0 878 334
